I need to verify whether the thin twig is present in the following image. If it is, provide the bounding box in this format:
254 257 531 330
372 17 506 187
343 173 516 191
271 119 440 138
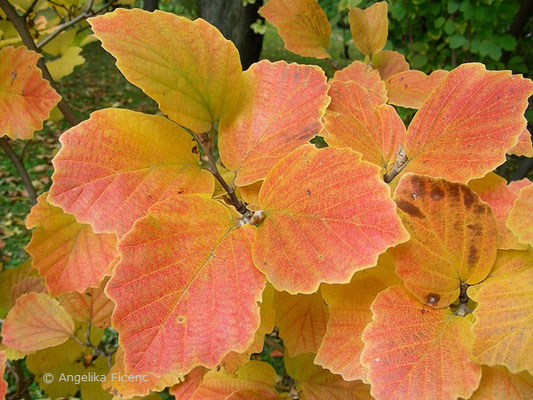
22 0 39 18
0 0 79 126
0 137 37 205
384 144 408 183
36 0 95 49
186 127 248 214
326 57 339 72
264 335 285 353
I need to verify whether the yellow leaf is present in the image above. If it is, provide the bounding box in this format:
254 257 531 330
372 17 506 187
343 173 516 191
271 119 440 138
349 1 388 56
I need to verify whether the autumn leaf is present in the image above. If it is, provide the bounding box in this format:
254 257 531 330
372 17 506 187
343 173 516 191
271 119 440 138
285 353 373 399
49 108 214 236
105 348 182 399
508 128 533 157
324 80 404 175
468 173 530 250
274 289 328 356
506 182 533 247
0 260 36 318
25 193 118 296
470 366 533 400
89 8 242 133
58 277 114 329
259 0 331 59
107 195 265 376
219 60 329 186
468 260 533 374
169 367 208 400
361 285 481 400
222 284 275 374
385 69 448 109
371 50 409 80
191 361 278 399
0 46 60 139
349 1 388 56
253 144 409 293
46 46 85 81
399 63 533 183
392 174 497 307
315 254 399 382
2 292 74 352
11 276 47 303
332 60 387 100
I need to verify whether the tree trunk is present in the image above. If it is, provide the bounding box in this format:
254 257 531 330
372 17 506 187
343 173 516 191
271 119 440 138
143 0 159 12
200 0 264 69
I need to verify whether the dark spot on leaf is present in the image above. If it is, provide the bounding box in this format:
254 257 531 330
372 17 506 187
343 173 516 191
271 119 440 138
430 187 444 201
474 204 486 214
425 293 440 306
400 77 404 82
397 199 425 218
461 186 475 209
306 189 311 196
404 84 408 89
447 181 459 199
467 223 482 236
410 175 426 197
421 308 426 314
468 244 479 265
10 71 16 84
191 145 198 154
177 189 184 195
177 315 186 323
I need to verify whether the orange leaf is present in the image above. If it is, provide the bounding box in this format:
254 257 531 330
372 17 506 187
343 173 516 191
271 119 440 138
349 2 388 56
0 351 6 400
222 284 275 374
253 144 408 293
506 183 533 247
107 195 265 376
219 60 329 186
89 9 242 133
2 292 74 352
371 50 409 80
274 290 328 356
25 193 118 296
0 46 60 139
468 261 533 374
385 69 448 109
324 80 404 175
105 348 182 398
468 173 530 250
315 255 399 382
392 174 497 307
259 0 331 59
285 353 373 399
361 285 481 400
10 276 46 304
226 390 281 399
333 60 387 100
239 180 263 209
49 109 214 236
508 128 533 157
401 63 533 183
470 366 533 400
191 361 277 399
58 278 114 329
169 367 208 400
0 260 36 318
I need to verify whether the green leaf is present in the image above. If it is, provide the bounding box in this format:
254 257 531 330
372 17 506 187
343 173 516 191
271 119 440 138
447 0 459 13
444 19 456 35
449 34 468 49
411 54 428 68
497 34 517 51
479 40 501 60
434 17 445 28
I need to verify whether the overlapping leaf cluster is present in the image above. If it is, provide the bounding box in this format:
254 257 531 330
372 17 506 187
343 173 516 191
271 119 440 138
0 1 532 399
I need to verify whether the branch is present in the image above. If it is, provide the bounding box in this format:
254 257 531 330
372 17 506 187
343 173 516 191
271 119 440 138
36 0 95 49
22 0 39 18
189 129 248 214
264 335 285 353
384 144 408 183
0 137 37 205
0 0 79 127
